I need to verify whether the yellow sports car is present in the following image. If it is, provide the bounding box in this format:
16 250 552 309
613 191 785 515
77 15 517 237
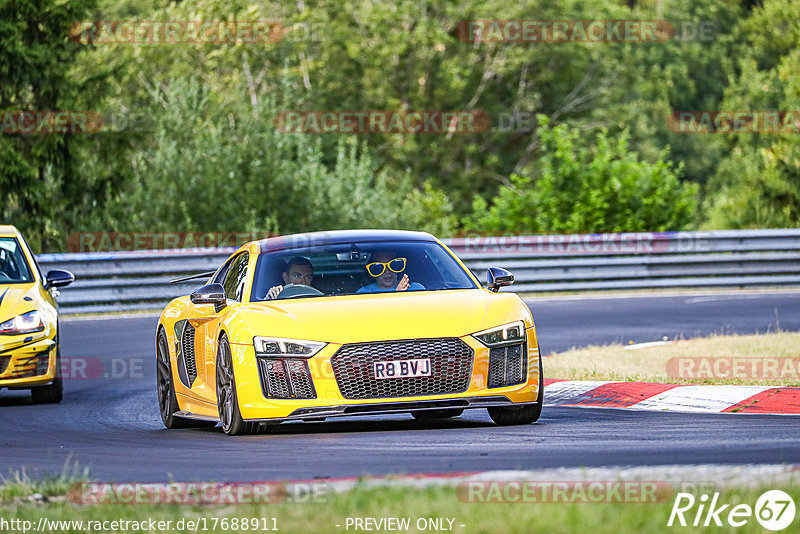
156 230 542 435
0 225 74 403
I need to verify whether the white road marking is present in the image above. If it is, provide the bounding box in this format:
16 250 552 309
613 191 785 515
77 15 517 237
543 380 613 405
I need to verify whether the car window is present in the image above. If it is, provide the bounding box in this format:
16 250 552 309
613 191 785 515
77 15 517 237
222 253 249 301
0 237 34 283
18 234 43 284
250 240 477 301
213 259 231 285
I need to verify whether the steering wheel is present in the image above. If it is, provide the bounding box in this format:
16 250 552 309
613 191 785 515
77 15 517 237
279 284 324 299
0 272 11 281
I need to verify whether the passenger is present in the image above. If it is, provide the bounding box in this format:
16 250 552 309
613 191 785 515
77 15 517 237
357 251 424 293
266 256 315 300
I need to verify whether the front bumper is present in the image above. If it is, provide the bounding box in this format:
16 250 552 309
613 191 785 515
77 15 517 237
228 328 541 421
259 395 537 422
0 334 57 387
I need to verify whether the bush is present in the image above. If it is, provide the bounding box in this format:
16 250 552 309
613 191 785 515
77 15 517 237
94 78 456 239
464 115 697 234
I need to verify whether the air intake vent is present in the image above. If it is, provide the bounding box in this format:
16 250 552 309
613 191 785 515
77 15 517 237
181 323 197 386
9 351 50 379
487 343 526 388
174 320 197 388
257 358 316 399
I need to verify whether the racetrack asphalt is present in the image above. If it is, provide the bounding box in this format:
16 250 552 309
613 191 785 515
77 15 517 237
1 290 798 482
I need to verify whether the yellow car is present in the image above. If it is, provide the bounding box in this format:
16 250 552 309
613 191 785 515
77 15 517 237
0 225 74 403
156 230 542 435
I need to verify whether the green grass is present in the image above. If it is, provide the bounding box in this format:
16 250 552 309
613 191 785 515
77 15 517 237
2 480 799 533
544 332 800 386
0 461 88 501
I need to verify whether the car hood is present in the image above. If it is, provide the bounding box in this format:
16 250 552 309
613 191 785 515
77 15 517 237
232 289 530 344
0 283 38 321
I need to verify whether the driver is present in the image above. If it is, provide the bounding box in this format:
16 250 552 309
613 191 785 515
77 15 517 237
266 256 314 300
0 250 14 280
357 251 424 293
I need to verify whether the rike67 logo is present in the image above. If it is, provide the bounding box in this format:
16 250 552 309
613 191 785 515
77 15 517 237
668 490 796 531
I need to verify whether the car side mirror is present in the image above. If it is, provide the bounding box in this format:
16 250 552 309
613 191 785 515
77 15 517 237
487 267 514 292
190 283 227 311
44 269 74 290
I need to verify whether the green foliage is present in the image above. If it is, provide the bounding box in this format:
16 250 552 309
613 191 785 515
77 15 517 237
91 78 454 237
591 0 740 189
465 116 697 234
0 0 101 251
703 0 800 229
4 0 799 253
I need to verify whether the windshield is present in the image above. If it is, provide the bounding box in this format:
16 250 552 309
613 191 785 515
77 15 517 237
250 240 477 301
0 237 34 284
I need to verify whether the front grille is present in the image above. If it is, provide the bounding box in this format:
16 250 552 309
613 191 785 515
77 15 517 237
487 343 526 388
181 323 197 385
331 338 473 400
257 358 316 399
10 351 50 379
0 355 10 374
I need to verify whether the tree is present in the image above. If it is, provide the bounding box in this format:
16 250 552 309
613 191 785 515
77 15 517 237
93 78 456 237
702 0 800 228
0 0 103 251
464 115 696 234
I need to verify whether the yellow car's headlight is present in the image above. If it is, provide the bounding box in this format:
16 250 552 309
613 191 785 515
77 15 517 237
472 320 525 347
253 336 327 358
0 310 45 336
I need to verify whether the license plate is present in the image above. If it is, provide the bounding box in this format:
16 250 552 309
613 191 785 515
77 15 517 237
374 358 431 379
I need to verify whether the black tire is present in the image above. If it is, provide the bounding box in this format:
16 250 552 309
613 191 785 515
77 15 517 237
216 334 259 436
488 350 543 426
31 341 63 404
156 328 216 429
412 409 464 420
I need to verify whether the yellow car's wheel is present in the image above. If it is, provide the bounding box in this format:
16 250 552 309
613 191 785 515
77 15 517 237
488 350 543 426
31 340 63 404
156 329 215 429
216 334 259 436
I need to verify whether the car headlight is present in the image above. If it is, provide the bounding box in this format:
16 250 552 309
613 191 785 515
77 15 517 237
472 320 526 347
253 336 327 358
0 310 45 336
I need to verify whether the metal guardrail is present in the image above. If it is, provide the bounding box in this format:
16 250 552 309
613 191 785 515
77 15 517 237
37 229 800 314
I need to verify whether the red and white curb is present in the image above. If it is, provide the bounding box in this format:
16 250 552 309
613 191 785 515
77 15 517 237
544 379 800 414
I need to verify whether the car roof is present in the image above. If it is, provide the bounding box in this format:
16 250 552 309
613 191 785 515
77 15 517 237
257 229 437 253
0 225 19 238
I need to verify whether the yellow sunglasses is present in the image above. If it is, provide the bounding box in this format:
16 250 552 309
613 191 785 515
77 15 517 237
366 257 406 277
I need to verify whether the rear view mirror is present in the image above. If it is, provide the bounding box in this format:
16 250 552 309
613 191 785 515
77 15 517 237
487 267 514 292
44 269 75 290
190 283 226 311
